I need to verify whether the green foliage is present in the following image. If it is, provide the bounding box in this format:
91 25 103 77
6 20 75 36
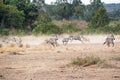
0 28 9 35
12 29 26 36
1 0 38 30
0 1 25 29
5 5 25 28
0 0 3 4
81 24 120 34
32 23 61 35
72 56 104 67
37 11 51 24
105 4 120 21
84 0 104 22
55 3 72 20
47 0 84 20
89 7 109 28
74 5 84 19
61 23 80 33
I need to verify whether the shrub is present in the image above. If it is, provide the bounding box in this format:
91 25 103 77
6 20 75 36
0 28 9 35
81 24 120 34
32 22 62 35
72 56 104 67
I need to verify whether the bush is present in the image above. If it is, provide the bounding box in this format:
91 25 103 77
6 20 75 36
0 28 9 35
32 22 62 35
81 24 120 34
72 56 104 67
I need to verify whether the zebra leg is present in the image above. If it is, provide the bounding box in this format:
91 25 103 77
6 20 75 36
107 42 110 47
111 42 114 47
80 39 84 43
65 42 68 46
63 41 64 45
103 41 106 45
52 43 55 47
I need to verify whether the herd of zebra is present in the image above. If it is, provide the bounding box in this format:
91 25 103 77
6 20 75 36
0 36 22 46
0 32 116 47
46 32 116 47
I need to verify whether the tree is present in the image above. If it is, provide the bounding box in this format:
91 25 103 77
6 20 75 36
90 7 109 28
52 0 72 20
84 0 104 22
71 0 85 19
36 11 51 24
0 3 25 29
5 5 25 29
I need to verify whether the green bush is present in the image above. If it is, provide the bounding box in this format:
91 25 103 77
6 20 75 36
32 23 62 35
9 29 26 36
80 24 120 34
0 28 9 35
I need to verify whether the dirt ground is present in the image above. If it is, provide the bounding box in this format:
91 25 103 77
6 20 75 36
0 35 120 80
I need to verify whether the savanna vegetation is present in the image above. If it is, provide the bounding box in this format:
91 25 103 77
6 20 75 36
0 0 120 35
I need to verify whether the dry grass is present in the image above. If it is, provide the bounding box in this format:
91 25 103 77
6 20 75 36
0 44 2 48
18 44 23 48
52 20 88 29
0 41 120 80
72 56 104 67
0 47 25 53
7 43 15 47
112 56 120 61
25 44 30 48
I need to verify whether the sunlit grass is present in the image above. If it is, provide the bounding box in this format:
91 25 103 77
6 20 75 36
72 56 104 67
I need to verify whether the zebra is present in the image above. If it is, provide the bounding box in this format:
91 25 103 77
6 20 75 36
103 32 115 47
1 36 22 46
10 37 22 45
62 37 70 45
68 35 84 43
2 37 11 44
2 39 10 44
46 35 58 47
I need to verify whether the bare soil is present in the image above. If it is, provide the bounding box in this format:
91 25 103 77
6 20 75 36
0 35 120 80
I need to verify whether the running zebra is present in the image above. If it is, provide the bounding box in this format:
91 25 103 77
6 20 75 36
46 35 58 47
68 35 84 43
4 37 22 45
10 37 22 45
62 37 70 45
103 32 115 47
